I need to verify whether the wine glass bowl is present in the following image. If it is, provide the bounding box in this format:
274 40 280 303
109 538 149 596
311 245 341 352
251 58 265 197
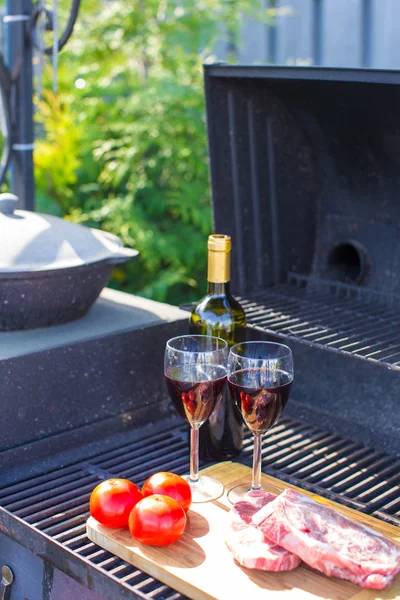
226 341 294 504
164 335 228 503
228 365 292 436
165 363 227 427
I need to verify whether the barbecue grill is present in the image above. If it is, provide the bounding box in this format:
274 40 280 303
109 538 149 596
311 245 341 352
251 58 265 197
1 66 400 599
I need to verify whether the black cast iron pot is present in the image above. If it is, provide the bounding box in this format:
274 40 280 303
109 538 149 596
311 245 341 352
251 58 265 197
0 194 138 331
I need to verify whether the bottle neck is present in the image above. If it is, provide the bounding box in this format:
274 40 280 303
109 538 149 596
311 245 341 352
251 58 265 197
207 281 230 295
207 246 230 289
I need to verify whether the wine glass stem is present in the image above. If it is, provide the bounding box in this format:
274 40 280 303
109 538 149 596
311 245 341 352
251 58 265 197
251 434 262 492
189 426 200 483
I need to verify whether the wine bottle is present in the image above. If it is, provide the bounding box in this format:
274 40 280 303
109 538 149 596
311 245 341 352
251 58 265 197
189 234 247 460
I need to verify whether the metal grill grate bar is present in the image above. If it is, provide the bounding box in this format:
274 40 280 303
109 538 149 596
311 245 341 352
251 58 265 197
0 466 86 503
341 462 400 497
314 450 386 487
7 479 98 515
54 524 87 543
64 535 90 551
93 554 118 567
78 544 99 558
92 438 187 469
329 455 394 493
238 277 400 367
40 513 89 536
302 447 374 484
120 457 189 482
380 498 400 515
269 436 350 472
366 488 400 512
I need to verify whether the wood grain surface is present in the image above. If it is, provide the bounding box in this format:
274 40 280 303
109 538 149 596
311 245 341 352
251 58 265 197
86 461 400 600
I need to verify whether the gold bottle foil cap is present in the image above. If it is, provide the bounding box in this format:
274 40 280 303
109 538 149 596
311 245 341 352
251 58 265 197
207 234 231 283
208 234 231 252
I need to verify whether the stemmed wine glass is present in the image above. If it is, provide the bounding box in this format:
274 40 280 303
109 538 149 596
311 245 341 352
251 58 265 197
164 335 228 503
226 341 294 503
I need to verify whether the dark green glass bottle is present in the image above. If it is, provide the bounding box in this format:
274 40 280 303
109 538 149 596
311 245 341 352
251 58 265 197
189 234 246 460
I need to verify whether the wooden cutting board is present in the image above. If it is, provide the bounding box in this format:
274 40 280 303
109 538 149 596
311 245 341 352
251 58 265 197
86 461 400 600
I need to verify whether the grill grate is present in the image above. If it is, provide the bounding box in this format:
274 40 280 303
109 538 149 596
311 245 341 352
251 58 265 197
1 417 399 599
239 274 400 368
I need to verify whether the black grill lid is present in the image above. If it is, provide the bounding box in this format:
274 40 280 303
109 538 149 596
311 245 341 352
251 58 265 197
204 65 400 297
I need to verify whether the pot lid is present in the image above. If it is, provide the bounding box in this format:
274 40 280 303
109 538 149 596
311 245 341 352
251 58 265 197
0 193 138 273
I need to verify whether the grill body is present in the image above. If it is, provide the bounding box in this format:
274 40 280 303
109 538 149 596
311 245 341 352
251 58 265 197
205 66 400 297
204 65 400 457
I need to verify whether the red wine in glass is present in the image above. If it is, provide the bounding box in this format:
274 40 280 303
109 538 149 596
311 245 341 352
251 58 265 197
165 365 226 426
226 341 294 504
228 368 292 435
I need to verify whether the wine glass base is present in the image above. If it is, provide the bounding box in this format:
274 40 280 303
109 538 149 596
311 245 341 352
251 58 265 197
183 475 224 503
226 483 266 505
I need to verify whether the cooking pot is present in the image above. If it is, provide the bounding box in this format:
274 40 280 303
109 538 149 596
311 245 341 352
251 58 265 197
0 194 138 331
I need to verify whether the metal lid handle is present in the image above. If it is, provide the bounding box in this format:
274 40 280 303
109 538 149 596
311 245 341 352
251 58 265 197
0 193 18 214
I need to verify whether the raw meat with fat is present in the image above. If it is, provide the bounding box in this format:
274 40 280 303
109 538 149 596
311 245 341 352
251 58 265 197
252 488 400 589
225 491 301 572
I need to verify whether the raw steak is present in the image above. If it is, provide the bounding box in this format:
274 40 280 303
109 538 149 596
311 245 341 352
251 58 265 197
252 488 400 589
225 491 301 571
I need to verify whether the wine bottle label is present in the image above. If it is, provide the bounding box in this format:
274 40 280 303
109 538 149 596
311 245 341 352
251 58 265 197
207 234 231 283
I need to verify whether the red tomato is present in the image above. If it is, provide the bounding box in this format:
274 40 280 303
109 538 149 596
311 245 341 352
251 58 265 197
129 494 186 546
142 471 192 512
90 478 143 528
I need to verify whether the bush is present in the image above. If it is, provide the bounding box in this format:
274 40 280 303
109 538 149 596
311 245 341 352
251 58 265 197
34 0 265 304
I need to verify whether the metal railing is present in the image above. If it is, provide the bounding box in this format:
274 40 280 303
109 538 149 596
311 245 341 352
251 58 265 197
1 0 81 210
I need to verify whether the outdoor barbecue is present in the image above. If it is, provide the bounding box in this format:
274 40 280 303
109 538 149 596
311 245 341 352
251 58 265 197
1 63 400 599
1 0 400 597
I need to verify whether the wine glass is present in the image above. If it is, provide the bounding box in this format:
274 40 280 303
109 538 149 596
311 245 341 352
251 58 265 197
164 335 228 502
226 341 294 504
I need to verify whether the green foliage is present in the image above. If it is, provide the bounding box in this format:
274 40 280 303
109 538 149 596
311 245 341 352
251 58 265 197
35 87 82 216
34 0 266 304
